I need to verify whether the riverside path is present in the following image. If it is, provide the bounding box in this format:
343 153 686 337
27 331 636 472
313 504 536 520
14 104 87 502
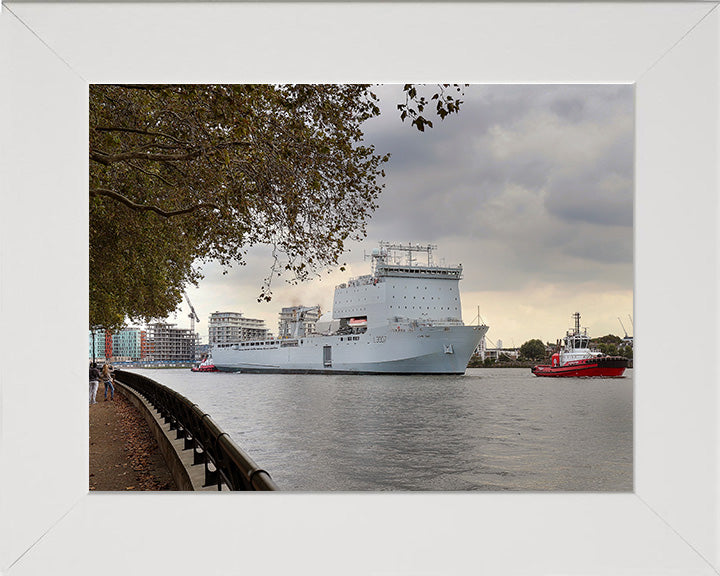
89 386 177 491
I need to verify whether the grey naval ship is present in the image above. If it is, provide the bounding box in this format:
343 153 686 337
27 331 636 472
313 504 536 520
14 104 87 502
212 242 489 374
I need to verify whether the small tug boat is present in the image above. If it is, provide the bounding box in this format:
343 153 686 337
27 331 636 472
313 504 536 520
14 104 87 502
532 313 628 378
191 355 218 372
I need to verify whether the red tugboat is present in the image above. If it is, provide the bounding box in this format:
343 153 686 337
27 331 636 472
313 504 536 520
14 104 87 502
191 355 218 372
532 313 628 378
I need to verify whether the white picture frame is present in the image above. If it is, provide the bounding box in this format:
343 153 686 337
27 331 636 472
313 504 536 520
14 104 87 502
1 3 718 575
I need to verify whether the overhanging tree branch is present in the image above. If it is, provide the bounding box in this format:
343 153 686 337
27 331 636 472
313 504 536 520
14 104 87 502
127 161 175 186
90 140 251 166
95 126 185 144
90 149 204 165
90 188 220 218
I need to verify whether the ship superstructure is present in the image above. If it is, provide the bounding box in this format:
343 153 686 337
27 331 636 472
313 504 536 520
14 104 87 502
559 312 600 364
211 243 488 374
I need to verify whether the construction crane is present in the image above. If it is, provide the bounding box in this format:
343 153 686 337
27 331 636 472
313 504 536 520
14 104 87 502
628 314 634 330
617 317 629 338
184 292 200 335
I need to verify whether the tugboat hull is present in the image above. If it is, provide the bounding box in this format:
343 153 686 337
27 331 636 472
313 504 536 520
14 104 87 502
532 356 628 378
191 365 218 372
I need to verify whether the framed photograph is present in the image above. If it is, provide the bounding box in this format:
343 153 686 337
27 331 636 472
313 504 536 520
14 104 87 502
1 3 718 575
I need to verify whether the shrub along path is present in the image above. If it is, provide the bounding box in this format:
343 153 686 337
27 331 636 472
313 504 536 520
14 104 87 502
89 384 177 491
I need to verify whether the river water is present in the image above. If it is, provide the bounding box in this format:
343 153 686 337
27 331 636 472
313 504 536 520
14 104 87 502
130 367 633 492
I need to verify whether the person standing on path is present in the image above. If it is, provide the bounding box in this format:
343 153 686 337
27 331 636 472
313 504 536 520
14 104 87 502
89 363 101 404
101 362 115 401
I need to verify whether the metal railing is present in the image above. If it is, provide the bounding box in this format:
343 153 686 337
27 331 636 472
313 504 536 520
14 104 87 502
115 370 277 491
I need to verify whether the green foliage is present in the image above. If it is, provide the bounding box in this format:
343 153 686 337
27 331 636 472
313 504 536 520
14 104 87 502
598 343 619 356
519 339 547 360
592 334 623 345
592 334 631 357
89 84 467 329
397 84 467 131
90 84 389 328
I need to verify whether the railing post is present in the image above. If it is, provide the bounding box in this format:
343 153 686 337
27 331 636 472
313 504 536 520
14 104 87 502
204 460 219 488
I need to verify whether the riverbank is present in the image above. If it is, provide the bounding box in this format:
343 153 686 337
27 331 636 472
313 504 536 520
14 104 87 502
466 358 633 369
89 384 177 491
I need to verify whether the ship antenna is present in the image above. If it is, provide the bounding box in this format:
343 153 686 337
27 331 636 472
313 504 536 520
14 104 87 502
573 312 581 334
475 305 486 327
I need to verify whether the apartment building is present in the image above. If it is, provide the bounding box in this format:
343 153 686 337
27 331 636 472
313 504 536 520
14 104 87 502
89 327 149 362
146 322 197 362
208 311 270 345
89 328 109 363
112 327 147 361
277 305 321 339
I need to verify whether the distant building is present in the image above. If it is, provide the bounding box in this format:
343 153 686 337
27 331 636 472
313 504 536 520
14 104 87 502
474 337 487 360
146 322 196 362
112 327 147 361
474 337 519 361
208 311 270 344
89 328 108 363
278 305 321 339
89 327 149 362
483 347 520 361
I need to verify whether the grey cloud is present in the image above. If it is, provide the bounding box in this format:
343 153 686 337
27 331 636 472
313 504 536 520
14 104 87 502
550 97 586 123
544 140 634 229
560 231 633 265
354 84 633 292
545 183 633 228
178 84 634 343
597 128 634 177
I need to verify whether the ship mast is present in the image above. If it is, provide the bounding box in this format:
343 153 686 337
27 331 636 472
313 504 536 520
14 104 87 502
368 241 462 281
573 312 581 335
379 242 437 266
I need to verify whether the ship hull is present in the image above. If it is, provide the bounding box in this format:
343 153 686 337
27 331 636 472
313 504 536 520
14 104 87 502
212 325 487 375
532 356 628 378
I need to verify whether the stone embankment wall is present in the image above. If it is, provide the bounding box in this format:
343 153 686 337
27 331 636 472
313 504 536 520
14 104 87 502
114 380 225 491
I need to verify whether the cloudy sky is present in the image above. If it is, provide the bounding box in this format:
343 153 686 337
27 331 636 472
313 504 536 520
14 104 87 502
169 84 634 347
